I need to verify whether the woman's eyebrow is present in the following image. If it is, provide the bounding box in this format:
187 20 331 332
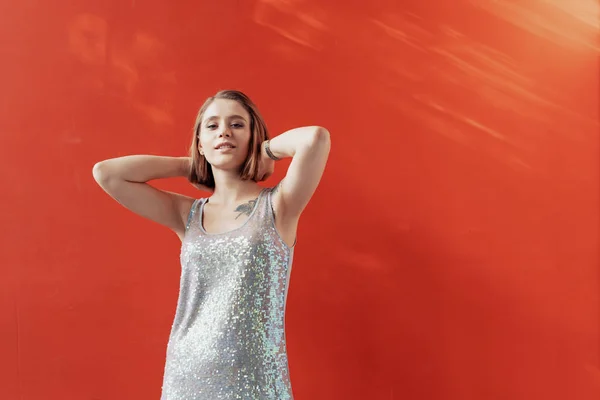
204 114 247 122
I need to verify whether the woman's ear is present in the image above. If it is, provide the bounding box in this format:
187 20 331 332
197 137 204 155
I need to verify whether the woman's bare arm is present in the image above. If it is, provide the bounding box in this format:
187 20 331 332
92 155 201 239
266 126 331 218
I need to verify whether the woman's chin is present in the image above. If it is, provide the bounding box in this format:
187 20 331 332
207 160 245 172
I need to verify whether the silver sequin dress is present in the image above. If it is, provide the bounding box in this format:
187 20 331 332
160 186 294 399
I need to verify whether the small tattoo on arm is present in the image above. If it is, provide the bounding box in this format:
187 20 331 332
234 199 257 219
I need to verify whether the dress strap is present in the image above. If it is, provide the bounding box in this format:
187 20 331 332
265 184 297 248
185 198 202 231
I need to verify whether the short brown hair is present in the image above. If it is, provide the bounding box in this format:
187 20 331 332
188 90 269 189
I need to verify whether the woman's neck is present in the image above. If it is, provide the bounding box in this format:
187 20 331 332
210 170 261 205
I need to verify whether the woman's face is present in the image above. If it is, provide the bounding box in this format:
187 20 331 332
198 98 252 171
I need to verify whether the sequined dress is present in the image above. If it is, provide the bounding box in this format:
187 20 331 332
160 186 294 399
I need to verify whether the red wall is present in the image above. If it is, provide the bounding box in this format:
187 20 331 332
1 1 598 399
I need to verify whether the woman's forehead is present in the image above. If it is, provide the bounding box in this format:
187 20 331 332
204 99 248 120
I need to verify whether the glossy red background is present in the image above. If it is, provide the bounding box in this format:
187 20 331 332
1 1 598 399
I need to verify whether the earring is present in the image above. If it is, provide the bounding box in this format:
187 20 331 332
199 148 204 156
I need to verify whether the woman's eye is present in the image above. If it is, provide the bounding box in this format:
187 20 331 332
206 123 243 129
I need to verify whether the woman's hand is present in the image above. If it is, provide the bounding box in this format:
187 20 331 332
257 141 275 181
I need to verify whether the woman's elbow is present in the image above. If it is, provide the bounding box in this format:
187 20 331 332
310 126 331 148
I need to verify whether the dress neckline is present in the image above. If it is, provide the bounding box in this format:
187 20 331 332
197 188 267 236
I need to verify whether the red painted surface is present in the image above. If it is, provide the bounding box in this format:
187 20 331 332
1 1 598 399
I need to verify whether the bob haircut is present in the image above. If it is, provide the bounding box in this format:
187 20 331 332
188 90 269 189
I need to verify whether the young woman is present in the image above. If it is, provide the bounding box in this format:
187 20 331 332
92 90 331 399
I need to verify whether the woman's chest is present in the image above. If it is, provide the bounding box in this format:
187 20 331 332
201 203 257 234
